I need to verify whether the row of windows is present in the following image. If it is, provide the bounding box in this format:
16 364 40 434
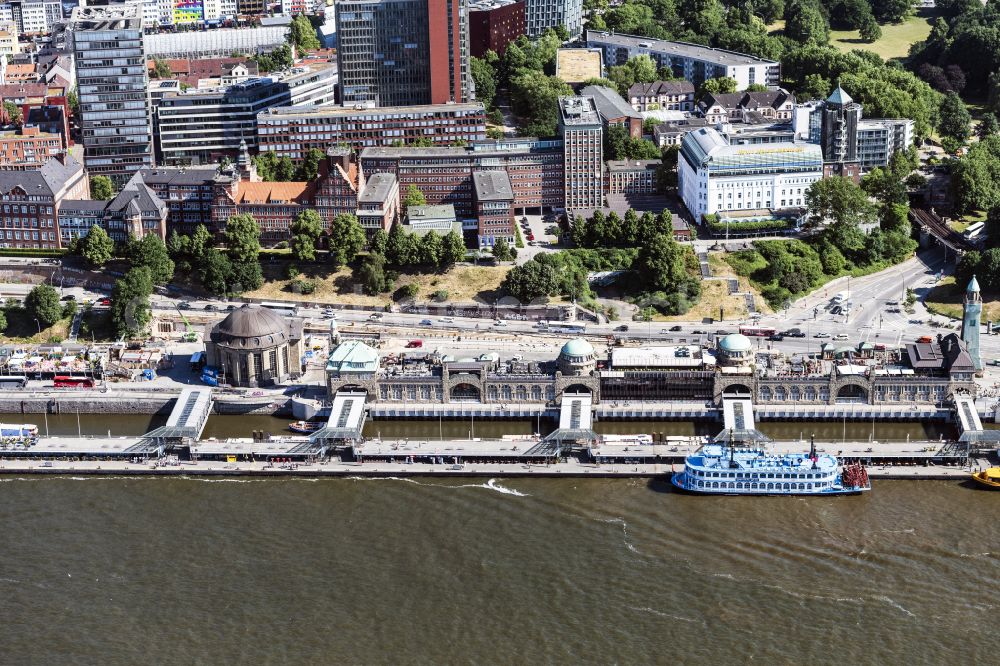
690 468 831 480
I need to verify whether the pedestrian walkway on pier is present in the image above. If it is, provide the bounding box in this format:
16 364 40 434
543 393 598 447
719 398 769 442
143 387 213 445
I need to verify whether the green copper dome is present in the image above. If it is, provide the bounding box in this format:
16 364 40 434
719 333 753 353
561 338 594 358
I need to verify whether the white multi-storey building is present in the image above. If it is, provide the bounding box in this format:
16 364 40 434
587 30 780 90
0 0 60 34
559 96 603 211
679 127 823 220
524 0 582 38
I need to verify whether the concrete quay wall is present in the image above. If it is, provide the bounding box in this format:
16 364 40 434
0 459 974 481
0 390 293 416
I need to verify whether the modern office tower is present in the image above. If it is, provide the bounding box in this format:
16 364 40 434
558 96 603 211
524 0 581 38
336 0 471 107
71 5 154 184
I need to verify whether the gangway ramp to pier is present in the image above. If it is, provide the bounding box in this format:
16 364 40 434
718 398 770 443
311 390 368 447
953 395 1000 448
143 387 213 446
542 393 598 448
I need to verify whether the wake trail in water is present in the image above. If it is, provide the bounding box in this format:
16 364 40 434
604 517 640 554
628 606 702 624
347 476 528 496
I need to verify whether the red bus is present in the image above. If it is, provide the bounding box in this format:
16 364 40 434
53 375 94 388
739 326 777 337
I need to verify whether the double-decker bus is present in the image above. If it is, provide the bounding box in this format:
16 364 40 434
739 325 777 337
53 375 95 388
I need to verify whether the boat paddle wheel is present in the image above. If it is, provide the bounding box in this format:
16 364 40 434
841 462 870 490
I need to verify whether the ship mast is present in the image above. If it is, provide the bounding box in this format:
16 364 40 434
810 433 817 468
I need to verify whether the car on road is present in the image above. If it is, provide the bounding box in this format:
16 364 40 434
439 317 454 323
715 329 731 336
323 308 336 318
369 313 383 321
917 335 933 343
782 328 805 337
692 329 706 335
526 235 535 241
97 297 111 306
833 333 849 341
420 319 432 325
494 319 507 327
226 304 237 311
614 324 629 332
204 304 216 311
177 301 192 310
886 300 898 306
768 334 785 341
814 332 831 338
405 340 423 348
669 325 682 332
61 294 75 301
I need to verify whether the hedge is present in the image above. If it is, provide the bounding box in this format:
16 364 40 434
0 248 68 257
706 219 795 233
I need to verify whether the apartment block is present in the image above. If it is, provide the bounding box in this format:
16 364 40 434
627 81 695 112
256 103 487 159
58 176 168 245
0 154 87 249
469 0 525 58
71 5 154 185
356 172 400 234
0 125 63 168
586 30 780 89
524 0 581 38
136 166 219 234
472 170 515 246
606 159 659 195
559 96 603 211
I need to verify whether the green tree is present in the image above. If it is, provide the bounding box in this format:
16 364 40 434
253 152 279 181
224 213 262 265
470 55 498 109
199 248 233 295
0 308 7 333
402 184 427 211
275 156 296 181
296 148 325 181
25 284 62 328
289 209 323 261
501 260 559 301
90 175 114 201
370 228 389 255
623 137 662 160
167 229 190 259
67 88 79 116
110 267 153 338
127 234 175 284
419 232 444 267
2 100 22 125
744 83 769 92
78 225 114 268
328 213 366 267
799 73 832 100
508 69 573 137
784 0 829 45
492 237 515 261
939 91 972 148
697 76 738 100
978 112 1000 140
441 230 467 268
604 124 630 160
357 252 392 294
636 234 689 292
289 14 320 51
190 224 213 261
150 57 172 79
859 17 881 43
805 176 877 228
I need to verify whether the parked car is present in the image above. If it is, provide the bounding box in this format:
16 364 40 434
61 294 75 301
814 332 831 338
833 333 849 340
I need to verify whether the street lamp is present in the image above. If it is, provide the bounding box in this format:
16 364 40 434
34 318 40 334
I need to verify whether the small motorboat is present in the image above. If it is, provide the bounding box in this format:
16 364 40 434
971 467 1000 490
288 421 323 434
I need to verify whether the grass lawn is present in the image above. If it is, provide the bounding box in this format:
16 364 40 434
948 211 986 234
1 311 71 343
828 13 935 60
244 262 509 307
926 276 1000 322
641 279 754 323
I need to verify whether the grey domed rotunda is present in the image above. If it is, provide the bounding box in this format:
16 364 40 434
204 305 304 387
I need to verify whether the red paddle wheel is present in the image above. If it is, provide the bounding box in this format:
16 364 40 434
841 462 870 489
